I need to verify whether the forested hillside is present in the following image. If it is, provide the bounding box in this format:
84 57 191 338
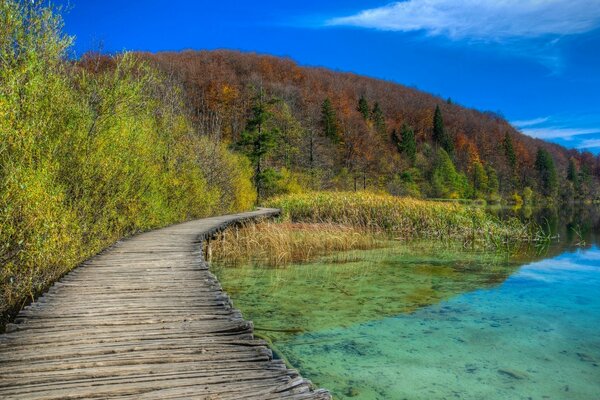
141 50 600 202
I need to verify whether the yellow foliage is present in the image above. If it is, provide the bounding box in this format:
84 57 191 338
0 1 255 325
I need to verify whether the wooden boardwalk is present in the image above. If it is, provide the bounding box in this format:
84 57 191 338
0 209 330 399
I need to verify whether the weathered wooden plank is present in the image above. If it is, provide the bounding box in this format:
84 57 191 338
0 209 330 399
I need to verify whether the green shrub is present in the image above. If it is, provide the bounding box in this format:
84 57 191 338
0 0 255 326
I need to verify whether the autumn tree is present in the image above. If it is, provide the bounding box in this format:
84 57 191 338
320 98 339 142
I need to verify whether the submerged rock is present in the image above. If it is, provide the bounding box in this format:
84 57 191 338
576 352 598 366
498 368 529 380
344 386 360 397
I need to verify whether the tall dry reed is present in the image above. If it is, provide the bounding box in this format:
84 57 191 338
211 221 382 267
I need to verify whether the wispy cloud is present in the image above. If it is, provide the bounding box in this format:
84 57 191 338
578 139 600 149
327 0 600 41
512 117 550 128
520 127 600 140
511 115 600 142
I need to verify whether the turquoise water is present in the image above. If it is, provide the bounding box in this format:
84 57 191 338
213 208 600 399
280 247 600 399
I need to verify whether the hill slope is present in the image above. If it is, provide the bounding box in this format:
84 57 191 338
140 50 600 201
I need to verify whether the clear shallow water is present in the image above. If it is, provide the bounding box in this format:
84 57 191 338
213 210 600 399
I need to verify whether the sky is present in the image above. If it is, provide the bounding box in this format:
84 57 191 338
57 0 600 153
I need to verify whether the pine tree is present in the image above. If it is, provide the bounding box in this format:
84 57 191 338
391 129 400 148
371 102 386 137
237 89 278 201
357 95 370 120
400 124 416 164
432 105 453 156
503 132 517 170
432 148 468 198
320 98 339 142
471 160 488 196
433 105 444 145
486 164 499 195
567 157 578 183
535 148 558 197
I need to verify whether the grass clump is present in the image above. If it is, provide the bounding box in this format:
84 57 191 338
265 191 533 246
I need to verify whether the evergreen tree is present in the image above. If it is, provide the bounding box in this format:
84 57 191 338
400 124 416 164
471 160 488 197
391 129 400 148
534 148 558 197
320 98 339 142
237 89 278 201
503 132 517 170
371 102 386 137
432 105 454 156
432 148 469 198
486 165 499 195
567 157 578 183
357 95 370 120
433 105 444 145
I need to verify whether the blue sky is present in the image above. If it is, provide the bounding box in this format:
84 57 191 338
58 0 600 153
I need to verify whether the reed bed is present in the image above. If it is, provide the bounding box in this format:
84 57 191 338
212 192 539 269
264 192 534 246
211 221 383 267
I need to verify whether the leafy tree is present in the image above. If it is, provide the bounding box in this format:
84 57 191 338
320 98 339 142
371 102 386 137
237 89 279 201
535 148 558 197
357 95 370 120
0 0 257 321
270 102 303 169
432 105 454 156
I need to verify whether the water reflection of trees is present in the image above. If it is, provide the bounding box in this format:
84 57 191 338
489 204 600 250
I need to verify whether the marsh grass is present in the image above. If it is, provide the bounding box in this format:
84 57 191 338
265 192 535 246
212 221 384 267
212 192 540 269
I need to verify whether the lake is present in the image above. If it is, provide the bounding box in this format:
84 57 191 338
212 206 600 399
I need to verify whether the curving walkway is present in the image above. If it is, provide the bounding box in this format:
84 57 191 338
0 209 330 399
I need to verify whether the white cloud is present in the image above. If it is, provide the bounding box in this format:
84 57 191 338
327 0 600 41
511 117 550 128
578 139 600 149
520 127 600 140
515 257 599 282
